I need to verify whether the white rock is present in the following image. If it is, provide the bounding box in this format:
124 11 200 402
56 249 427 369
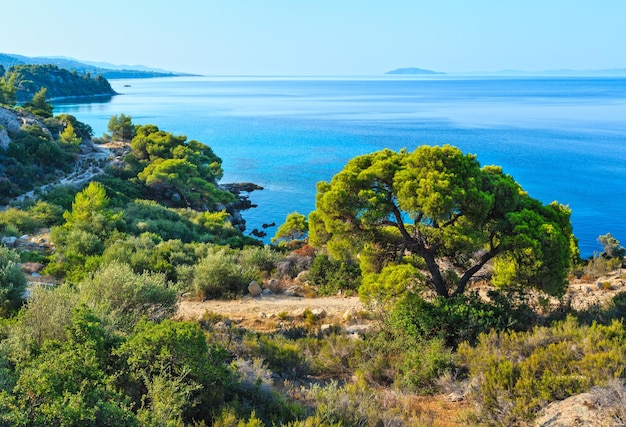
248 280 262 296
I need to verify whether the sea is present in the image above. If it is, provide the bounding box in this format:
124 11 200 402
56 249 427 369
53 76 626 257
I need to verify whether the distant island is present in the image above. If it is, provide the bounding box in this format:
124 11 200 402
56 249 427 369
385 67 445 75
0 53 193 79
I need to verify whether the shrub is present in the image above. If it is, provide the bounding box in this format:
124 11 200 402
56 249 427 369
78 261 177 332
389 290 534 348
308 254 361 295
0 207 42 235
116 319 232 423
193 249 249 299
0 246 27 316
242 334 309 379
459 316 626 424
240 245 282 279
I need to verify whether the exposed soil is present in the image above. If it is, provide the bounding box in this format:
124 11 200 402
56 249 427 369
175 270 626 331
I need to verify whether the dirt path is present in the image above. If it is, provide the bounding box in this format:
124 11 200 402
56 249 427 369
176 294 364 324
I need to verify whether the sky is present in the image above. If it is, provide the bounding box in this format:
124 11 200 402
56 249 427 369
1 1 625 75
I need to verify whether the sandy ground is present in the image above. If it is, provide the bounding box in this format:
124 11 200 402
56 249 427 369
175 271 626 329
175 294 364 323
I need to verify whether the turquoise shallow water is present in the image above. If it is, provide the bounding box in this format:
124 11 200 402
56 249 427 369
54 76 626 256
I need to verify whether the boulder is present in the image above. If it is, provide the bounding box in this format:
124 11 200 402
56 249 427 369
535 392 610 426
1 236 17 247
248 280 262 297
345 324 371 337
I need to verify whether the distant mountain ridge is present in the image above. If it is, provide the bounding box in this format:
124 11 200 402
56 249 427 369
384 66 626 77
385 67 444 75
0 53 193 79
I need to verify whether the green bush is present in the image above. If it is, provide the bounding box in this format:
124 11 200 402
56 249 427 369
0 246 27 317
308 254 361 295
193 249 249 299
242 334 309 379
78 261 177 332
0 207 42 235
459 316 626 424
240 245 282 279
389 290 534 348
116 319 232 423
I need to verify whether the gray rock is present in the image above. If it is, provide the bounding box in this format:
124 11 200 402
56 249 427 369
248 280 262 296
262 288 272 296
345 324 371 337
1 236 17 247
535 392 607 427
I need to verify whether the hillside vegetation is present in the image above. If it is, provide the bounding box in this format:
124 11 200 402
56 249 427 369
1 67 626 426
0 64 115 102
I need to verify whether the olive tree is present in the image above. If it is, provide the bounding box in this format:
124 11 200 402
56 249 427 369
310 145 575 298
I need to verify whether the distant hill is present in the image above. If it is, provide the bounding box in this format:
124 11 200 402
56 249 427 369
3 64 116 102
385 67 445 75
0 53 193 79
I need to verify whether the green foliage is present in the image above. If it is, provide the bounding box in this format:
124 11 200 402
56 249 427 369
47 113 93 139
41 185 79 210
62 181 113 229
310 145 575 298
22 87 53 118
242 333 309 379
308 254 361 295
3 284 78 364
272 212 308 245
107 113 135 142
0 207 42 235
0 78 16 106
193 249 250 299
239 245 282 279
127 124 233 210
44 227 104 280
359 263 423 304
389 291 534 348
598 232 625 259
2 124 74 200
303 381 394 426
3 64 115 102
116 319 232 422
78 262 178 332
59 121 81 146
26 201 65 227
2 306 138 426
0 246 26 317
460 316 626 424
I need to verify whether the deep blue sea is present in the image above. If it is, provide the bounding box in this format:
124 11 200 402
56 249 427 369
53 76 626 256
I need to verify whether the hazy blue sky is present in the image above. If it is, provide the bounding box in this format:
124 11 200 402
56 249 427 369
2 1 624 75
